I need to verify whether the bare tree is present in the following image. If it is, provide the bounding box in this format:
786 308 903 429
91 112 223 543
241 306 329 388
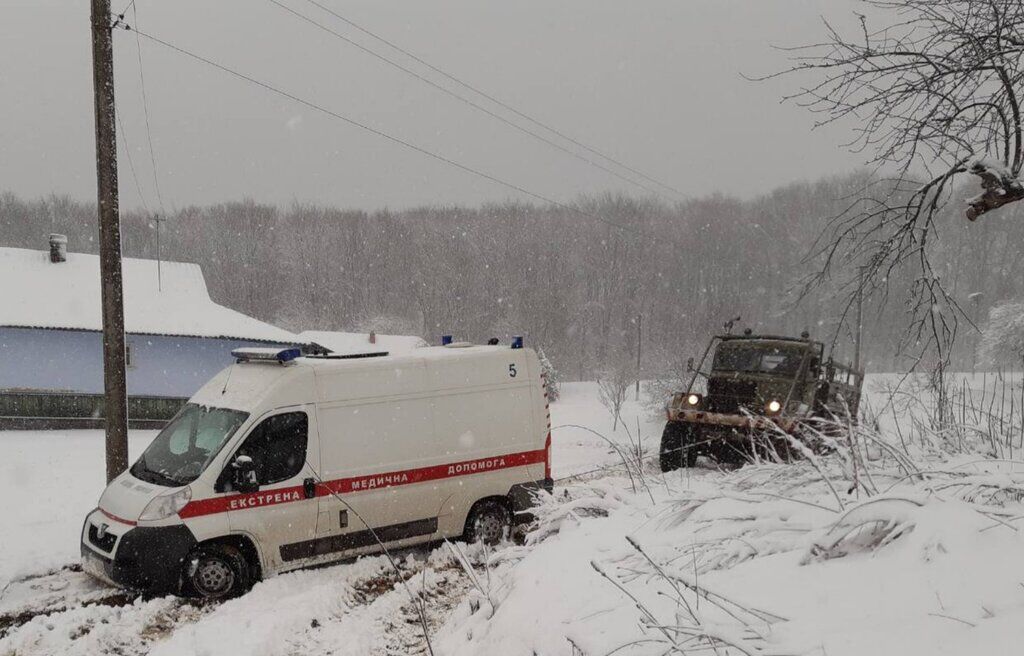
598 363 633 431
765 0 1024 364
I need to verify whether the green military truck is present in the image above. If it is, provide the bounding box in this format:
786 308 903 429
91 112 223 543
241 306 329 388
660 330 864 470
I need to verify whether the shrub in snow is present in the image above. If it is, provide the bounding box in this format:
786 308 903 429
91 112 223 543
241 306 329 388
803 496 923 564
526 483 634 545
537 347 560 402
597 365 634 431
641 346 698 415
978 300 1024 367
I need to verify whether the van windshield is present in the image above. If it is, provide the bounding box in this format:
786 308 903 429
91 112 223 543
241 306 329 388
130 404 249 487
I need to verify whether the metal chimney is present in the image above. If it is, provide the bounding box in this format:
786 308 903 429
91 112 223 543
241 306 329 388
48 234 68 263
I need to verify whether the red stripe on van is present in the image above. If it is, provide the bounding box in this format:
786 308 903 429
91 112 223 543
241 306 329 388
99 508 138 526
177 447 547 520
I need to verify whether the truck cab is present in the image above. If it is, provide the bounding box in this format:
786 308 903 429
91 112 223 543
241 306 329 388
660 331 863 470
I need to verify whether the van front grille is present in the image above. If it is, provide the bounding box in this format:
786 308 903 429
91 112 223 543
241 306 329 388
88 523 117 553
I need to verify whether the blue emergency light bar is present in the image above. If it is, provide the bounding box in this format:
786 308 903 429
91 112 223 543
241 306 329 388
441 335 453 346
231 347 302 364
511 336 523 349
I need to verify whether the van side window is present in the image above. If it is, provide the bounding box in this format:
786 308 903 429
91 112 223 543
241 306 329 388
236 412 308 485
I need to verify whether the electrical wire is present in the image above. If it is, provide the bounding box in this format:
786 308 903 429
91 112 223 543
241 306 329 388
298 0 687 200
267 0 668 201
130 3 166 214
116 110 151 215
117 0 136 18
115 22 642 233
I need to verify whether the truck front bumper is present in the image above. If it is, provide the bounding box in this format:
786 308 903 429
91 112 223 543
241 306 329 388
669 409 798 433
80 508 198 594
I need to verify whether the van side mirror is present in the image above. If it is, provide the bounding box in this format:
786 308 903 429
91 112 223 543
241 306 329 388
231 455 259 493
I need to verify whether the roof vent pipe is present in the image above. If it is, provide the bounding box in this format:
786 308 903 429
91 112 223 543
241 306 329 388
48 234 67 263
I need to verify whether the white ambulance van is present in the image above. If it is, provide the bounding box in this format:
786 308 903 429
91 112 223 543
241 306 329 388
81 341 553 598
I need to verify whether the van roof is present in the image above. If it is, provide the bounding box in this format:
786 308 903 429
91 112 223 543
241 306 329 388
298 343 510 368
191 344 531 412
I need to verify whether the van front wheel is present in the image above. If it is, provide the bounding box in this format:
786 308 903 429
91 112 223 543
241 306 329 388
464 500 511 545
185 545 251 599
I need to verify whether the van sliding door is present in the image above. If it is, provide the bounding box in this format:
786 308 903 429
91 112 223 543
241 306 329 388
310 398 441 561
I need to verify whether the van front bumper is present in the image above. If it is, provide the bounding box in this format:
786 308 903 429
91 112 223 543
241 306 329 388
80 508 198 594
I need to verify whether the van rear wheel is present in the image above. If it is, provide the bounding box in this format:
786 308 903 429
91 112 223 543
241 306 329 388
464 500 510 545
185 545 251 599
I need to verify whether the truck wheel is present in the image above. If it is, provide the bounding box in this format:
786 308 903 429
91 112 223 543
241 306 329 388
185 545 251 599
660 422 698 472
464 500 510 545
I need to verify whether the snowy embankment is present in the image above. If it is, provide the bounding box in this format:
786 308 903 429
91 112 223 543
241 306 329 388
436 462 1024 656
435 377 1024 655
3 378 1024 654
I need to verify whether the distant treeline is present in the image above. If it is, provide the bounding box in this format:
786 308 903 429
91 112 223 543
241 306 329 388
3 172 1022 379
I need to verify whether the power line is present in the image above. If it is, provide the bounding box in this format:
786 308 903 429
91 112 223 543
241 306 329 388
267 0 669 201
116 0 136 17
130 3 165 213
298 0 687 200
115 23 639 233
115 111 149 213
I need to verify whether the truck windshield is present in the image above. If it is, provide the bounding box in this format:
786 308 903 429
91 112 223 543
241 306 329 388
130 404 249 487
712 344 805 376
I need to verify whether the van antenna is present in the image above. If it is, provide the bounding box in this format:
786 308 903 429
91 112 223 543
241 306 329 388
221 364 235 395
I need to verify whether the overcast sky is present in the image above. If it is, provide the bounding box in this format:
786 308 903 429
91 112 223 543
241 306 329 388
2 0 865 211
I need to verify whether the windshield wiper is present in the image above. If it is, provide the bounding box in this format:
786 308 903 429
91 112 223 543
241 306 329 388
130 458 183 487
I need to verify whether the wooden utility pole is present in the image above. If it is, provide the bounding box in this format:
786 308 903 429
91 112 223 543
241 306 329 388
91 0 129 482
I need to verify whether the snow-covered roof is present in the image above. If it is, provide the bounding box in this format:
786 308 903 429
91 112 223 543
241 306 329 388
0 247 300 343
297 330 427 355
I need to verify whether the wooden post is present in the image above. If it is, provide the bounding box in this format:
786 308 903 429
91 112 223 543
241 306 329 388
854 267 864 373
91 0 129 482
635 314 642 401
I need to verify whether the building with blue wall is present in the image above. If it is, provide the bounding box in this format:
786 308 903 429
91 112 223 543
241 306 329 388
0 238 301 427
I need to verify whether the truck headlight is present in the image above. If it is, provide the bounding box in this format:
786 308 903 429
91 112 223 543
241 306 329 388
766 400 782 414
686 393 701 406
139 487 192 521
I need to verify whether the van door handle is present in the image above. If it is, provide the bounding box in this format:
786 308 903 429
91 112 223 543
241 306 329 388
303 478 316 499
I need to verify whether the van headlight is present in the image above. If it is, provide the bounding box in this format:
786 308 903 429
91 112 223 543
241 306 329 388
139 487 192 521
685 393 702 407
766 400 782 414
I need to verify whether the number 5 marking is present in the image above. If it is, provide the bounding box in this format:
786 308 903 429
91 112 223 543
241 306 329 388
509 364 517 378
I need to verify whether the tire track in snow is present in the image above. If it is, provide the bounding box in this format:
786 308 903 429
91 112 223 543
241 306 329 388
0 573 215 656
151 549 474 656
0 546 475 655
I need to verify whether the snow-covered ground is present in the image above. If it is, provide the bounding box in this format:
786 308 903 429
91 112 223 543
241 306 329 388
3 380 1024 654
0 430 155 585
